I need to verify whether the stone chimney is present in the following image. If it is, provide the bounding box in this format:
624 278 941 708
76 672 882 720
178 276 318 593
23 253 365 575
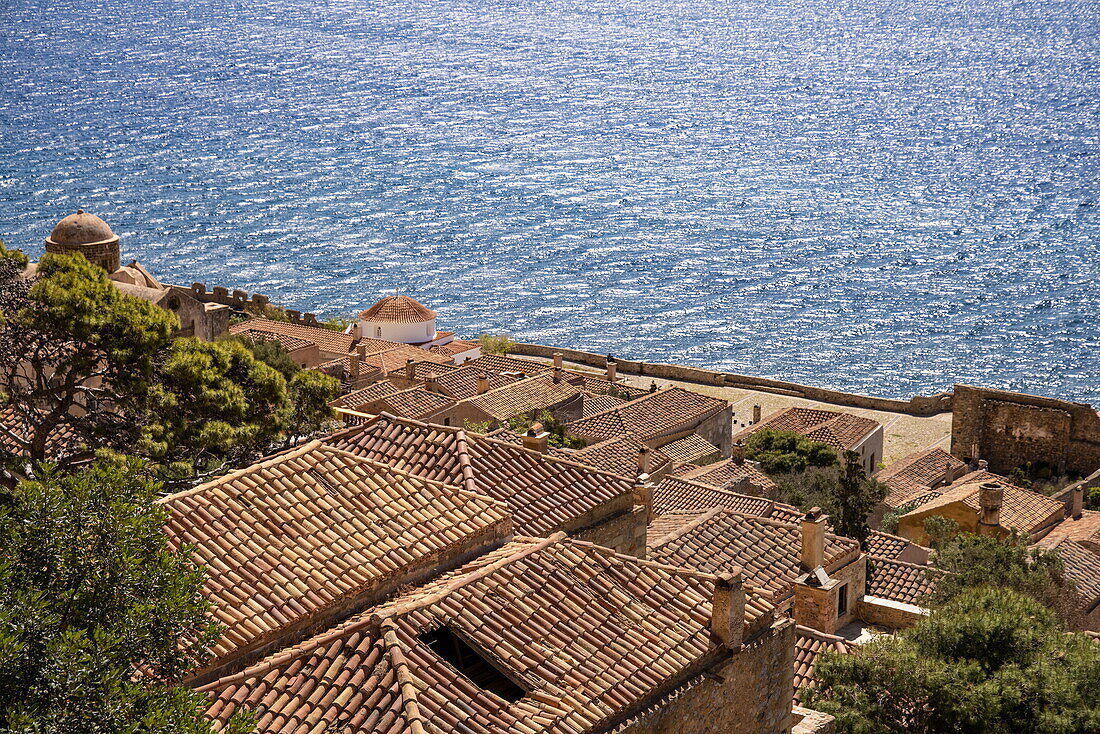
606 354 617 382
730 440 745 465
424 374 438 393
522 423 549 453
977 482 1003 536
349 353 360 380
1072 485 1084 520
752 404 762 424
978 459 989 471
710 570 745 650
476 373 490 395
553 352 563 369
405 358 416 380
552 366 562 384
649 380 658 393
633 476 653 522
801 507 826 571
637 446 651 478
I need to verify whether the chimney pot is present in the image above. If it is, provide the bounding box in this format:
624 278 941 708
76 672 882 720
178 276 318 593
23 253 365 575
978 459 989 470
637 446 651 477
710 570 745 650
1073 485 1084 520
978 482 1003 534
476 373 490 395
552 366 562 384
752 404 762 424
801 508 827 571
553 352 563 369
405 358 416 381
522 423 549 453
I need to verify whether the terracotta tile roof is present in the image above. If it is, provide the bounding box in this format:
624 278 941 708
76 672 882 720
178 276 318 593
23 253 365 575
461 354 552 378
202 534 775 733
654 475 802 523
366 346 453 375
0 406 80 459
482 428 578 460
330 381 403 411
229 318 354 356
572 376 648 401
674 457 778 493
359 294 436 324
565 387 729 444
658 434 722 464
465 374 582 421
572 434 672 479
581 392 627 417
229 327 313 353
866 557 942 606
160 441 511 670
368 389 456 421
794 626 850 705
432 366 519 400
1041 510 1100 550
1033 536 1100 606
648 508 861 601
735 407 879 452
323 414 636 537
428 339 480 357
355 336 413 356
877 448 966 507
902 470 1066 534
865 530 914 560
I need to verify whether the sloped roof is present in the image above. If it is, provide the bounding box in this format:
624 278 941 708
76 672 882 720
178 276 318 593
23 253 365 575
735 407 880 452
1034 536 1100 606
229 318 354 356
368 388 456 421
461 354 552 378
570 376 649 401
654 475 802 523
581 392 627 417
330 381 404 411
364 345 453 375
432 365 519 399
659 433 722 464
900 470 1066 534
201 534 776 733
877 448 966 506
648 508 860 601
428 339 480 357
229 327 313 353
572 434 672 479
794 626 850 705
865 530 917 560
674 457 777 493
359 294 436 324
566 387 729 444
465 374 581 421
323 414 636 537
866 557 942 606
0 406 80 459
161 441 511 669
1040 509 1100 550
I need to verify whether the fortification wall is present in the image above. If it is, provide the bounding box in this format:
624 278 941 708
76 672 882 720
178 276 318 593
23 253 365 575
184 282 322 326
510 343 953 417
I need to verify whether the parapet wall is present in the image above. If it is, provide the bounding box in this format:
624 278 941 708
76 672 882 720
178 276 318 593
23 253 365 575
185 282 321 326
510 343 953 417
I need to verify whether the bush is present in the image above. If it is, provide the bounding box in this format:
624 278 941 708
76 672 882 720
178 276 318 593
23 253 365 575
746 429 837 475
478 333 515 355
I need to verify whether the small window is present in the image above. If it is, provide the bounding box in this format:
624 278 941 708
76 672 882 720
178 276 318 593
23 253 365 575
837 584 848 617
419 626 525 702
375 326 382 338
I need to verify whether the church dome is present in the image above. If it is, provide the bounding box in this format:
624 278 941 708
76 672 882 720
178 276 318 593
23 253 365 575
359 294 437 324
47 210 117 246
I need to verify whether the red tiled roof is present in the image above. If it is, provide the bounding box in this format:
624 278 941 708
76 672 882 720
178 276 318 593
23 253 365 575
433 366 520 400
461 354 552 378
323 414 636 537
735 407 879 452
368 388 456 421
658 434 722 464
465 374 582 421
674 457 777 493
653 475 802 523
566 387 729 444
229 318 354 356
648 508 860 601
229 327 313 353
902 470 1066 534
865 530 915 560
794 626 850 705
866 556 943 607
878 448 966 509
1033 536 1100 606
428 339 480 357
202 534 776 733
572 434 672 479
330 381 403 411
581 392 627 417
359 294 436 324
160 441 511 671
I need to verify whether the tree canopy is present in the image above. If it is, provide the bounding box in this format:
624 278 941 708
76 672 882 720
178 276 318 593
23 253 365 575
745 428 838 475
0 457 252 732
805 587 1100 734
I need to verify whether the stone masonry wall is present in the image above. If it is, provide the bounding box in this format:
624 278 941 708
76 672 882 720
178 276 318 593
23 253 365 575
511 343 953 417
575 505 649 558
951 384 1100 475
614 619 796 734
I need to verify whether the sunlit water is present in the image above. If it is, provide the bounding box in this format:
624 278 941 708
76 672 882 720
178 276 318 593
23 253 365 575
2 0 1099 402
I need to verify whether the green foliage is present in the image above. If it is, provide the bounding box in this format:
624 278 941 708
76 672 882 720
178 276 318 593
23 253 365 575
745 429 837 475
0 251 178 469
880 498 925 535
140 338 291 481
241 301 287 322
804 588 1100 733
1007 466 1034 489
0 239 28 270
0 457 253 732
321 315 356 332
478 333 515 355
770 458 887 548
923 515 959 551
1086 486 1100 511
288 369 341 439
928 531 1081 626
228 335 301 380
463 419 492 434
507 410 586 449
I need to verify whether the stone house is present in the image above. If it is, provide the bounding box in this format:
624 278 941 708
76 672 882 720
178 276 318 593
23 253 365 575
871 447 969 526
733 407 883 476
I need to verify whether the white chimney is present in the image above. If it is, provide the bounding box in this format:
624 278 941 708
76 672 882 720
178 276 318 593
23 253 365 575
522 423 549 453
1072 485 1083 520
553 352 563 369
637 446 651 478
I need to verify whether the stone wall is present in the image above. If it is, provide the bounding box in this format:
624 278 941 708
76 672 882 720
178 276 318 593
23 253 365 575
574 505 649 558
185 282 323 327
510 343 953 417
614 619 796 734
855 596 927 630
792 558 867 635
951 384 1100 475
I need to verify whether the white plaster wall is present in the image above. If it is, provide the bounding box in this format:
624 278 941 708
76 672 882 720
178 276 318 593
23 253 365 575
360 318 436 344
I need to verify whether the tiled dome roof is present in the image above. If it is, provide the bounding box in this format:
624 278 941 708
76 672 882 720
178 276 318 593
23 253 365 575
47 210 117 245
359 294 436 324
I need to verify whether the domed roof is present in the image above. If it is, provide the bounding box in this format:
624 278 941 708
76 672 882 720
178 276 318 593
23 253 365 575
47 210 118 245
359 294 437 324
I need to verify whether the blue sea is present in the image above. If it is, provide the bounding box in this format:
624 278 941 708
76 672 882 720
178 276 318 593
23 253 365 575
2 0 1099 403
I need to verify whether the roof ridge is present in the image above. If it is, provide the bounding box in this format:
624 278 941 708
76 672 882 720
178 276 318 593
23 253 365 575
794 624 849 645
381 623 430 734
452 429 480 495
647 508 723 549
157 439 324 503
867 555 944 573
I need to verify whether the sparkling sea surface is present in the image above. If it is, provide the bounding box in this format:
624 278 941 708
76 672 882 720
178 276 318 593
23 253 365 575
2 0 1099 402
